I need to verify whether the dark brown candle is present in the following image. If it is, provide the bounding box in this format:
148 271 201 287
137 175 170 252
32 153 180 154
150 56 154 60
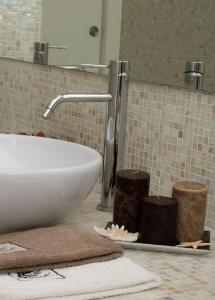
139 196 178 245
113 169 150 233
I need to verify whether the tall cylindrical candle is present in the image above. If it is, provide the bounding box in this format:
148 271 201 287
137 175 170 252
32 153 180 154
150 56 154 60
113 169 150 233
139 196 178 245
172 181 208 242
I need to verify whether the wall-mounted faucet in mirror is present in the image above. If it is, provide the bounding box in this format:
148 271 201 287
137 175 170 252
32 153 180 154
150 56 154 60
0 0 215 92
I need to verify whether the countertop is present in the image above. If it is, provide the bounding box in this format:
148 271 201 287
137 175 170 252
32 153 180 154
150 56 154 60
63 184 215 300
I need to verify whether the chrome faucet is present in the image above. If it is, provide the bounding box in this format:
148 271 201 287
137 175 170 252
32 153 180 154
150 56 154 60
34 42 66 65
42 60 129 212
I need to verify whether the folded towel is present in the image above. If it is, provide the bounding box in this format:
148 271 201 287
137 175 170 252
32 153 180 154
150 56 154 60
0 225 123 273
0 257 161 300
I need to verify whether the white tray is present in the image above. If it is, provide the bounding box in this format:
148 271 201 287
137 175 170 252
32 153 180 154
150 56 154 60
116 240 210 255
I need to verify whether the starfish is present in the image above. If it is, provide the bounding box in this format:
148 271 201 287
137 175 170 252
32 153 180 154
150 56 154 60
177 240 211 249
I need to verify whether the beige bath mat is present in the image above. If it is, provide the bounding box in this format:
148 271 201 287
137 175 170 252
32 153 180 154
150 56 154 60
0 225 123 273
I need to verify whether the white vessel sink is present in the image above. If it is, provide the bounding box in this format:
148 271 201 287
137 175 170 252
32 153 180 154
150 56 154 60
0 134 102 233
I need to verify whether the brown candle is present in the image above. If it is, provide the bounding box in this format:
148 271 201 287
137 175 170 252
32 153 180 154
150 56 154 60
113 169 150 233
139 196 178 245
172 181 208 242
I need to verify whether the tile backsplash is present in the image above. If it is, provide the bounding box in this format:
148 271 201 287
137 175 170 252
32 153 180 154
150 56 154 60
0 58 214 229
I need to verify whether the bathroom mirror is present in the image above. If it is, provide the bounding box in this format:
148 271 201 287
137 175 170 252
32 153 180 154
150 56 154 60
0 0 122 66
0 0 215 92
120 0 215 93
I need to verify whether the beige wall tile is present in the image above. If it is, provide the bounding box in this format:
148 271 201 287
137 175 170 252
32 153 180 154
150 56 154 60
0 58 214 229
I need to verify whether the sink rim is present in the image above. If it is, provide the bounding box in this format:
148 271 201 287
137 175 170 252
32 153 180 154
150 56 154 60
0 134 102 175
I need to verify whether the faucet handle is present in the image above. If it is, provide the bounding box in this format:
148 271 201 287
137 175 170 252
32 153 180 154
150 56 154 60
34 42 66 50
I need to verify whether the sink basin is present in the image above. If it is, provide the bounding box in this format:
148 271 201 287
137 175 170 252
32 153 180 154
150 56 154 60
0 134 102 233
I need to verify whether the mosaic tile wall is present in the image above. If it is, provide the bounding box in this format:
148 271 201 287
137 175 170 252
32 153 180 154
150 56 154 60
0 0 42 61
0 58 214 229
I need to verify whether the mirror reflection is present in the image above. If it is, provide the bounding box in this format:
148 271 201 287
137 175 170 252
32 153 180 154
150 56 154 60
120 0 215 92
0 0 122 66
0 0 214 92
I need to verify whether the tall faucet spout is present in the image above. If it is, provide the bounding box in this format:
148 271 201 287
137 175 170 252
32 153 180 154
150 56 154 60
43 93 112 119
42 60 129 212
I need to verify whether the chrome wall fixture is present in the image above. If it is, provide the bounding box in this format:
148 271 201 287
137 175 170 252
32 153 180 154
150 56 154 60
185 61 204 90
34 42 66 65
43 60 129 212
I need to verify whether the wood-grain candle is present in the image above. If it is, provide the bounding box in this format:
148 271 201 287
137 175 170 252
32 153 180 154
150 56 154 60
172 181 208 242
